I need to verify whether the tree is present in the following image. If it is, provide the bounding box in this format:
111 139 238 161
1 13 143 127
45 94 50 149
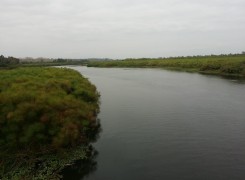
0 55 20 66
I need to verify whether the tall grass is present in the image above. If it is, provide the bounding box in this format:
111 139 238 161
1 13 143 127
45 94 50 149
88 55 245 76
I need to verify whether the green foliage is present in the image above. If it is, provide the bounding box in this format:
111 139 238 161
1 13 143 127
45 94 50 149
0 146 90 180
0 68 99 170
19 60 88 67
0 67 100 178
0 55 20 67
0 67 100 149
88 54 245 76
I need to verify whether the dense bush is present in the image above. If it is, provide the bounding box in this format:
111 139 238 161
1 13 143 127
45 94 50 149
0 67 100 152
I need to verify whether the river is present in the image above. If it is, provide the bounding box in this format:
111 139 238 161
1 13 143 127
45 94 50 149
63 66 245 180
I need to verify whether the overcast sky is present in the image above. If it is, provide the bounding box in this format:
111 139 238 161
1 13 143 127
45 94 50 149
0 0 245 59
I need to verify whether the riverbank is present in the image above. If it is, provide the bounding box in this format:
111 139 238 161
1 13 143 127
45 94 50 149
87 54 245 77
0 67 101 179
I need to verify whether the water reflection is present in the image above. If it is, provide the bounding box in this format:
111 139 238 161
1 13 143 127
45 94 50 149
157 67 245 84
197 72 245 84
62 146 99 180
220 76 245 84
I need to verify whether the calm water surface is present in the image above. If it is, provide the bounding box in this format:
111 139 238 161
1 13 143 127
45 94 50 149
65 66 245 180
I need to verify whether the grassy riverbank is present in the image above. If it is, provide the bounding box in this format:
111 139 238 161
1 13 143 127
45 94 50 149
0 67 100 179
88 54 245 77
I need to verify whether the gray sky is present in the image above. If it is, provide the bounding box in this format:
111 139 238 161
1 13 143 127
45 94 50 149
0 0 245 59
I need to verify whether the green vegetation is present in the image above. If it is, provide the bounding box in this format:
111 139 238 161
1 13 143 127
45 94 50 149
88 54 245 77
20 58 89 67
0 67 100 179
1 146 89 179
0 54 89 69
0 55 20 67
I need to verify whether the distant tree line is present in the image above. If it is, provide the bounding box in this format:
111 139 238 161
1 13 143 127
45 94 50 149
124 52 245 61
0 55 90 67
0 55 20 67
21 57 90 64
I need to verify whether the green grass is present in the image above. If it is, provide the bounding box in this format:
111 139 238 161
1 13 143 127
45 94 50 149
0 67 100 179
87 55 245 77
19 61 88 67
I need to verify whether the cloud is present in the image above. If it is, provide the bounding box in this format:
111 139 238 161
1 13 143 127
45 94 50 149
0 0 245 58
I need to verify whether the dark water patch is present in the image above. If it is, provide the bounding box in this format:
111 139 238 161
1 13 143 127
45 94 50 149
65 66 245 180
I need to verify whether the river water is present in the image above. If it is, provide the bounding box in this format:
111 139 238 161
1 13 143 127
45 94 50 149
63 66 245 180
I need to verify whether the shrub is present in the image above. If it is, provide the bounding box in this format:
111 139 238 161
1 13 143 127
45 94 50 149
0 67 100 152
